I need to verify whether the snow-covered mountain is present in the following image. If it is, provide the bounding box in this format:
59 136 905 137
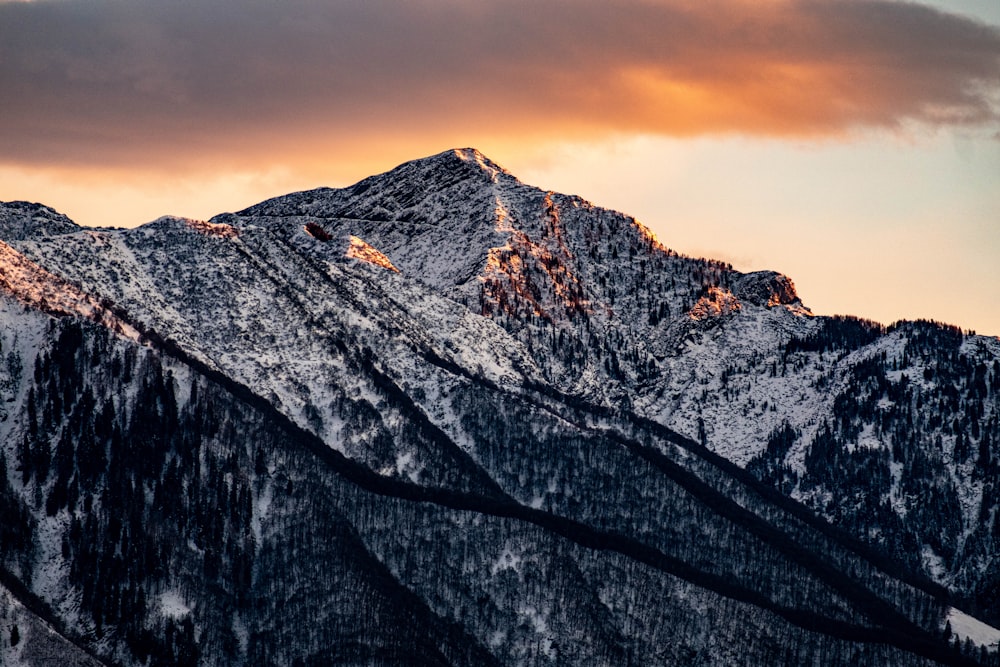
0 149 997 665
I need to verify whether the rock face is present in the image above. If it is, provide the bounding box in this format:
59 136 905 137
733 270 805 309
0 148 997 666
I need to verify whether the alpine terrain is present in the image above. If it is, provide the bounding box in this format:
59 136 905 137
0 148 997 666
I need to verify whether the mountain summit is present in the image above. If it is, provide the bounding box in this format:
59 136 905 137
0 150 997 666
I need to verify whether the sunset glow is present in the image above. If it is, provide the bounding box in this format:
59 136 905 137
1 0 998 333
346 235 400 273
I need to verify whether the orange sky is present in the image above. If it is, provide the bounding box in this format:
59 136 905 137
1 0 998 333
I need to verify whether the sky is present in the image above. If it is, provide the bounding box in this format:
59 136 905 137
1 0 998 334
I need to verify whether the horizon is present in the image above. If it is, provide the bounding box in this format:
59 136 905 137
1 0 998 335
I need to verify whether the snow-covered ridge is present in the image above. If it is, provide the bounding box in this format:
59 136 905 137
0 147 997 641
0 201 80 240
0 241 141 342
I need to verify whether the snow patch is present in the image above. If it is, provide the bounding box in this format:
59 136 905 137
515 603 554 658
920 545 947 581
252 479 274 543
186 218 238 239
947 607 1000 651
394 451 422 483
160 590 192 620
490 545 522 576
0 242 142 343
346 235 399 273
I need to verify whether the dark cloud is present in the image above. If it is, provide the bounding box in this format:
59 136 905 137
1 0 998 168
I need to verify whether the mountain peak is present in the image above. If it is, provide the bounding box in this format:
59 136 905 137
350 146 513 194
440 147 509 178
0 200 80 240
236 147 513 223
386 146 508 174
3 150 999 666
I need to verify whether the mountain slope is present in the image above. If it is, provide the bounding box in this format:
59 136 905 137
233 148 1000 622
0 149 997 664
0 285 968 666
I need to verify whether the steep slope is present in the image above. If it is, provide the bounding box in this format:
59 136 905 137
236 148 812 407
231 149 1000 622
755 318 1000 621
0 580 105 667
0 275 979 667
0 148 998 663
229 149 1000 621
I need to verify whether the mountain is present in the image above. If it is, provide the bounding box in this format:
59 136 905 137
0 148 997 666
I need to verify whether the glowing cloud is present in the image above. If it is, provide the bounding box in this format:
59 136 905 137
1 0 997 170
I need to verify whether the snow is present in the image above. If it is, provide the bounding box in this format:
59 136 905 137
345 235 399 272
490 545 522 576
4 158 816 476
0 580 102 667
920 545 947 582
688 286 742 320
947 607 1000 651
252 479 274 543
515 602 554 659
2 149 999 641
393 451 423 483
185 218 238 239
0 298 48 446
0 241 142 343
159 590 192 620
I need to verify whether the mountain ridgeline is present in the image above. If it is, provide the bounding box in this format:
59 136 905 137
0 149 997 666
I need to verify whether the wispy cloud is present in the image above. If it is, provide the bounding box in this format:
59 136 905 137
1 0 998 169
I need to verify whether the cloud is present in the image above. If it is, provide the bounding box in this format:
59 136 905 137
1 0 998 170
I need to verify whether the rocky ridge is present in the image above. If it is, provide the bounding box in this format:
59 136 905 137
0 148 996 665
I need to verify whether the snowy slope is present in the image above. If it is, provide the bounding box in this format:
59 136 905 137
1 148 998 663
948 607 1000 652
0 581 104 667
